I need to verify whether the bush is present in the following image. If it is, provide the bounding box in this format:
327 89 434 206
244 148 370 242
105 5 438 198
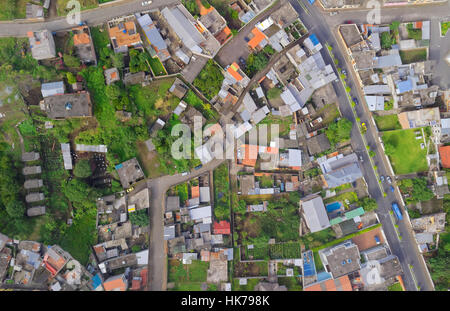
73 159 92 178
66 72 77 84
325 118 352 146
63 54 81 68
381 31 395 49
266 87 282 100
193 60 224 100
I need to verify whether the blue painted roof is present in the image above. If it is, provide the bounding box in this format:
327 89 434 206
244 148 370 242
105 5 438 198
115 163 123 170
317 271 332 282
91 274 102 289
308 0 316 4
397 79 413 94
303 251 316 277
309 34 319 46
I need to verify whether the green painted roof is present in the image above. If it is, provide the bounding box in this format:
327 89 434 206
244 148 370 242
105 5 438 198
344 207 365 219
329 217 344 225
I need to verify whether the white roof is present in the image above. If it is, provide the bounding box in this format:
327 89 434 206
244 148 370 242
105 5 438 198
441 118 450 129
189 206 212 221
256 17 274 31
302 196 330 233
242 93 257 113
195 144 213 164
288 149 302 167
136 249 149 265
255 87 264 98
199 187 210 202
365 96 385 111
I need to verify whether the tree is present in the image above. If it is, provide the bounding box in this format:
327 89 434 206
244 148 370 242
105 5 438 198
63 54 81 68
326 118 352 146
129 49 148 73
73 159 92 178
5 200 25 219
384 143 395 156
129 209 149 227
358 197 377 212
66 72 77 84
390 21 400 31
110 52 124 69
105 84 121 102
62 179 90 204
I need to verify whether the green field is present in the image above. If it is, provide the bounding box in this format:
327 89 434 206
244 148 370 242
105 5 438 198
57 0 99 16
400 48 427 64
374 115 402 131
382 128 428 174
0 0 27 20
388 282 404 291
149 57 167 76
168 259 210 291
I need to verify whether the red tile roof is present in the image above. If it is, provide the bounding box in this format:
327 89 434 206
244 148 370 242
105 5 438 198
248 27 266 49
191 185 200 198
214 221 231 235
304 275 352 291
440 145 450 168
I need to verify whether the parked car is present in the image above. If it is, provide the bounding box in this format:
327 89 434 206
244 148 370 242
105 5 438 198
390 185 395 193
344 20 353 24
142 1 152 6
380 175 385 182
126 186 134 193
181 171 190 176
329 11 338 16
342 69 347 75
352 97 358 105
194 164 203 170
239 57 246 66
359 155 363 162
386 176 392 184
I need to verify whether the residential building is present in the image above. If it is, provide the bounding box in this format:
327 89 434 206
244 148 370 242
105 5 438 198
24 179 43 190
61 143 73 170
103 274 128 291
43 245 70 277
26 3 44 20
28 30 56 60
108 20 142 53
72 26 97 65
25 192 45 203
42 92 93 119
137 14 170 61
304 275 353 291
319 241 361 279
115 158 145 189
397 107 440 129
27 206 46 217
300 194 331 233
22 152 40 162
318 153 363 188
213 221 231 235
22 166 42 175
41 81 65 98
247 27 268 50
169 78 188 99
104 68 120 85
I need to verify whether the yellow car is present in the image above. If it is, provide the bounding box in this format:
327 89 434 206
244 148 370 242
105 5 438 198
126 186 134 193
361 122 367 131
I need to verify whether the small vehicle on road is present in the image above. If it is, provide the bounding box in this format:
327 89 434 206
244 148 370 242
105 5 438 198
342 69 347 75
126 186 134 193
390 185 395 193
329 11 338 16
386 176 392 184
359 155 363 162
380 175 385 182
392 202 403 221
194 164 203 170
352 97 358 105
361 122 367 132
181 171 190 176
344 20 353 24
141 1 152 6
239 57 246 66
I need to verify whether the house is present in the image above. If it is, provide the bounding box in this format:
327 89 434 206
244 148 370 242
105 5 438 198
72 26 97 65
304 275 352 291
189 206 212 223
439 145 450 168
300 194 331 233
25 193 45 203
27 30 56 60
103 274 128 291
166 196 180 212
76 144 108 153
397 107 440 129
123 71 146 85
411 213 446 234
24 179 43 190
198 6 230 45
43 245 70 277
319 241 361 279
318 153 363 188
365 96 385 111
199 187 210 203
169 78 188 99
173 101 188 116
128 188 150 210
164 225 175 240
104 68 120 85
42 92 93 119
137 14 170 61
115 158 145 189
254 282 287 291
225 63 250 88
61 143 73 170
161 5 220 56
433 171 450 199
248 27 267 50
306 133 331 156
213 221 231 235
103 253 137 272
359 254 403 290
108 20 142 53
41 81 65 98
21 152 40 162
27 206 46 217
26 3 44 20
23 166 42 175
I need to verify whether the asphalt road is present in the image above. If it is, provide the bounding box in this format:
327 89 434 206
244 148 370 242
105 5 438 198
0 0 179 37
289 0 435 290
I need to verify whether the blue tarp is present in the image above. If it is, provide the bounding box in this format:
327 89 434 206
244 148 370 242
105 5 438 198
91 274 102 289
308 0 316 4
309 33 319 46
397 79 413 94
326 202 342 213
115 163 123 170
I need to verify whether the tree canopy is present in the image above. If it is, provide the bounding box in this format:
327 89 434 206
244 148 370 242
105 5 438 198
325 118 353 146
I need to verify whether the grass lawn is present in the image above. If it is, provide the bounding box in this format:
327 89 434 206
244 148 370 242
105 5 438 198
382 128 428 174
259 113 293 140
388 282 404 291
278 277 303 291
57 0 99 16
149 57 167 76
317 103 341 125
374 115 402 131
168 259 209 291
400 48 427 64
214 163 231 221
232 277 260 291
0 0 27 20
324 191 358 209
441 21 450 36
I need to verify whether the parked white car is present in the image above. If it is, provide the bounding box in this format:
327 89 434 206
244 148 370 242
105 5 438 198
142 1 152 6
